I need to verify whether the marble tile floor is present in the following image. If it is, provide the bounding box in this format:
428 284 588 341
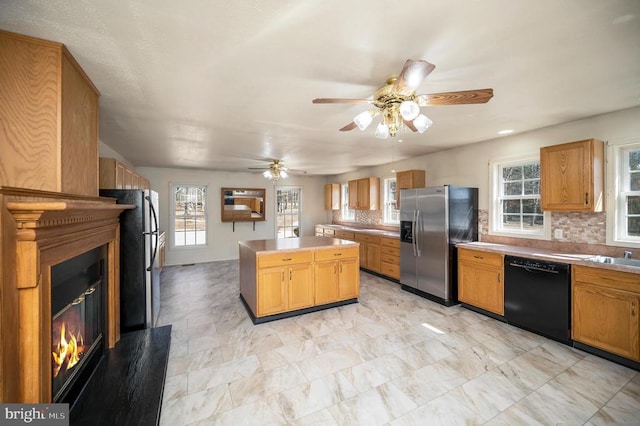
157 260 640 425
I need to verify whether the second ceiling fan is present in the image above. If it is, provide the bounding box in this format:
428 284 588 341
312 59 493 139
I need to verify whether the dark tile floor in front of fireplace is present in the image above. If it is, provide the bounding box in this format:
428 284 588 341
157 260 640 425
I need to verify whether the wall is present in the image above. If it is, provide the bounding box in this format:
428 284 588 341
328 106 640 247
135 167 327 266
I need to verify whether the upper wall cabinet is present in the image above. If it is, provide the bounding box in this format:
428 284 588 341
99 157 149 190
396 169 425 209
540 138 604 212
348 177 380 210
0 30 99 196
324 183 341 210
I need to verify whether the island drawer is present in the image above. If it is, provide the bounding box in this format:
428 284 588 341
315 246 359 262
258 250 313 267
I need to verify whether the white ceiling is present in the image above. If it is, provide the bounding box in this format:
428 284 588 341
2 1 639 175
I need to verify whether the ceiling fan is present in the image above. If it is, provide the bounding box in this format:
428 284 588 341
312 59 493 138
248 160 307 181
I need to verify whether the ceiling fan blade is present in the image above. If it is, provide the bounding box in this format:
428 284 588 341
313 98 374 104
403 119 418 132
417 88 494 106
392 59 436 95
248 167 269 170
339 122 358 131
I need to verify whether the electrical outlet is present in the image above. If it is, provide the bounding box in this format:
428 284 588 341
554 229 563 239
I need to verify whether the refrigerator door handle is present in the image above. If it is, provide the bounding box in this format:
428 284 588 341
145 195 160 272
415 209 421 256
412 209 418 257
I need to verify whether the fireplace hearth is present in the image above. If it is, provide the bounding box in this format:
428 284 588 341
51 245 106 403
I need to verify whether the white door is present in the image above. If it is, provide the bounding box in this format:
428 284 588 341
275 186 301 238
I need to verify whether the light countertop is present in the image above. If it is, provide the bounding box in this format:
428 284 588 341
239 236 359 254
316 224 399 239
457 241 640 275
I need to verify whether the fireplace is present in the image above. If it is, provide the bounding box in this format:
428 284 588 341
0 187 132 402
51 245 106 403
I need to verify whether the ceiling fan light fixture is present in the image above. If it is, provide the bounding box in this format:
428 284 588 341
399 100 420 121
354 110 373 130
263 170 273 179
375 122 390 139
413 114 433 133
279 169 288 179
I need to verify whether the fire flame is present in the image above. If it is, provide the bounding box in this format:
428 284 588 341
52 322 84 378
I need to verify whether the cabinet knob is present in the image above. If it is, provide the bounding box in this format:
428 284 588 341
282 258 292 261
289 270 292 280
585 192 589 205
632 302 637 317
474 255 483 259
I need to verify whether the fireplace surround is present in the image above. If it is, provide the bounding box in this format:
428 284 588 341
0 187 133 402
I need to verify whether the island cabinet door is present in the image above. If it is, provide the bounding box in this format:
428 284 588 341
287 264 314 311
314 261 339 305
338 258 360 300
258 266 287 316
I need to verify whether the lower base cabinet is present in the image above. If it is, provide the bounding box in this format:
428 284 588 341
457 248 504 315
314 247 360 304
572 265 640 361
258 264 314 316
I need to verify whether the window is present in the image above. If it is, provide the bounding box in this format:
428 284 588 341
276 186 301 238
384 178 399 224
172 184 207 247
616 144 640 242
490 158 549 238
341 183 355 221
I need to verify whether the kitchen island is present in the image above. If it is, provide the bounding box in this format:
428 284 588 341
239 236 360 323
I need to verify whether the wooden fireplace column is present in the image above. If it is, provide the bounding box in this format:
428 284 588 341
0 187 133 402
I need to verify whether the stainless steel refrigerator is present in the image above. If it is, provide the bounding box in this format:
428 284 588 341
100 189 161 332
400 185 478 306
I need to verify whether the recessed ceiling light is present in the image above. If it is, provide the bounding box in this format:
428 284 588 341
498 129 513 135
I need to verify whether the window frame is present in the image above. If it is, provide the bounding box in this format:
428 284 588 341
383 177 399 225
170 183 208 249
609 141 640 247
274 185 302 239
341 183 355 221
489 156 551 240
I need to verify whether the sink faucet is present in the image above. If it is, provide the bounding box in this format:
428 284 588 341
624 251 632 259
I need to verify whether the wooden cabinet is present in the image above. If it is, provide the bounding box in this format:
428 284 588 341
257 252 314 316
325 184 341 210
314 247 360 304
572 265 640 361
99 157 149 190
396 170 425 209
348 178 380 210
458 248 504 315
379 237 400 279
354 233 381 272
0 30 99 196
540 139 604 212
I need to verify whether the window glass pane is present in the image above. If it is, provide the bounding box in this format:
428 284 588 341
629 151 640 171
523 163 540 179
502 215 521 228
503 200 521 214
522 199 541 214
503 182 522 196
502 166 522 181
523 180 540 195
628 196 640 215
630 172 640 191
628 217 640 237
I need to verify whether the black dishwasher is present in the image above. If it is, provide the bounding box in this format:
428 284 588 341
504 255 571 344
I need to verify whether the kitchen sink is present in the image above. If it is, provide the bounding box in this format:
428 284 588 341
586 256 640 269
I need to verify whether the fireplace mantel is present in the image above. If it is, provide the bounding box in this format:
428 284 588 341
0 187 134 402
